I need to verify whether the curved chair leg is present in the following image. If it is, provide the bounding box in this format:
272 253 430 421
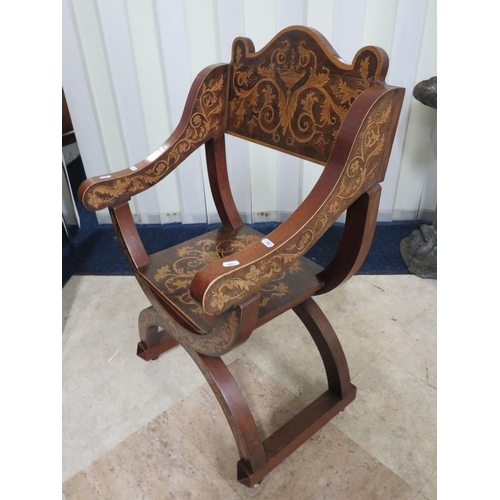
137 306 179 361
135 302 355 488
317 184 382 295
135 306 268 476
183 348 268 476
234 298 356 487
293 297 351 399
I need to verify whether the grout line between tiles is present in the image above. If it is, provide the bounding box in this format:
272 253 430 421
416 466 437 500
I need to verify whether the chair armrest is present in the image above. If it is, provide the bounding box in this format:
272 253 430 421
190 84 405 315
78 64 228 211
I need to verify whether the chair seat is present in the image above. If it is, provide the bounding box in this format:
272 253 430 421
76 26 406 488
139 225 324 333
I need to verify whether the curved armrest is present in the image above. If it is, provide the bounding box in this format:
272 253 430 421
78 64 228 211
191 84 405 315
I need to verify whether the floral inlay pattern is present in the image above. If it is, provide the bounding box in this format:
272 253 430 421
83 67 226 211
204 95 395 315
152 233 302 316
227 36 379 162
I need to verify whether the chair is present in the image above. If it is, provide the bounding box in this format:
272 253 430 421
78 26 405 487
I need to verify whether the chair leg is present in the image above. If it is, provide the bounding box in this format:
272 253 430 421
236 297 356 487
293 297 352 399
136 305 268 476
183 348 268 476
137 306 179 361
135 300 355 488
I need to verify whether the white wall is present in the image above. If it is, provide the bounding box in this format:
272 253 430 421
62 0 436 225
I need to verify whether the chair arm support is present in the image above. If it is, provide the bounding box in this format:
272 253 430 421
78 64 229 211
315 183 382 294
190 85 405 316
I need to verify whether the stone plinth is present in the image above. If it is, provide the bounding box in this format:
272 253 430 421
400 77 437 279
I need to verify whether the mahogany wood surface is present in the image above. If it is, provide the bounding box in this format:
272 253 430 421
138 224 324 333
190 86 404 316
317 184 382 294
77 26 405 487
293 298 351 398
205 134 243 230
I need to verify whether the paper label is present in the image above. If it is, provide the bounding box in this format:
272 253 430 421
99 175 111 179
223 260 240 267
261 238 274 248
130 166 137 171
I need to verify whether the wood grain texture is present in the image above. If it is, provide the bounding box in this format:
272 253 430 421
205 133 244 229
78 64 228 211
226 26 388 164
76 26 405 488
191 86 404 316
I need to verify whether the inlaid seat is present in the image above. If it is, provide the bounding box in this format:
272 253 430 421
139 225 324 336
78 25 405 487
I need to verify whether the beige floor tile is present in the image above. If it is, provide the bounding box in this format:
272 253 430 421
315 276 433 378
238 275 433 406
236 311 329 405
63 471 101 500
318 275 433 337
63 274 436 499
61 321 426 499
167 356 305 482
220 345 245 366
359 275 436 308
380 302 437 388
62 276 206 481
63 413 239 500
334 356 437 491
167 357 415 500
240 423 415 500
420 468 437 500
63 370 414 500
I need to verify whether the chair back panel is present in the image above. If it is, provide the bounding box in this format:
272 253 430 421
226 26 387 165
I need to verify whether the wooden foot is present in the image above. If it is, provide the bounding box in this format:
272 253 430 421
236 388 356 487
136 299 355 487
185 349 268 475
137 306 179 361
186 347 354 487
236 297 356 486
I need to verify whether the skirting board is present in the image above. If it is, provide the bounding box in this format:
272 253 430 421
94 209 435 225
392 208 435 223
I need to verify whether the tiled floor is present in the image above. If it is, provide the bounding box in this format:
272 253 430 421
62 274 436 500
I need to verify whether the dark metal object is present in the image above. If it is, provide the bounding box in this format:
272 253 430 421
400 77 437 279
413 76 437 109
400 217 437 279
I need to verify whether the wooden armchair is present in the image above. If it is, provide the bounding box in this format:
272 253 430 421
78 26 404 487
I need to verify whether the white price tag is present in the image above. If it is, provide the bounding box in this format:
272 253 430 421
223 260 240 267
99 175 111 179
261 238 274 248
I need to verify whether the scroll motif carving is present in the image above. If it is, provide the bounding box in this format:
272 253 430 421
205 96 394 315
140 305 254 457
142 286 246 357
227 35 380 163
83 68 227 211
152 233 301 316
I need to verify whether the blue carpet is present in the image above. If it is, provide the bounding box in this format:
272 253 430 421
63 156 420 287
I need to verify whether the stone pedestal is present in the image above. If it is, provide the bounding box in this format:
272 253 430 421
400 217 437 279
400 77 437 279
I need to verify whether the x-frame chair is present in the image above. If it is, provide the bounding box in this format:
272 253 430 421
78 26 405 487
